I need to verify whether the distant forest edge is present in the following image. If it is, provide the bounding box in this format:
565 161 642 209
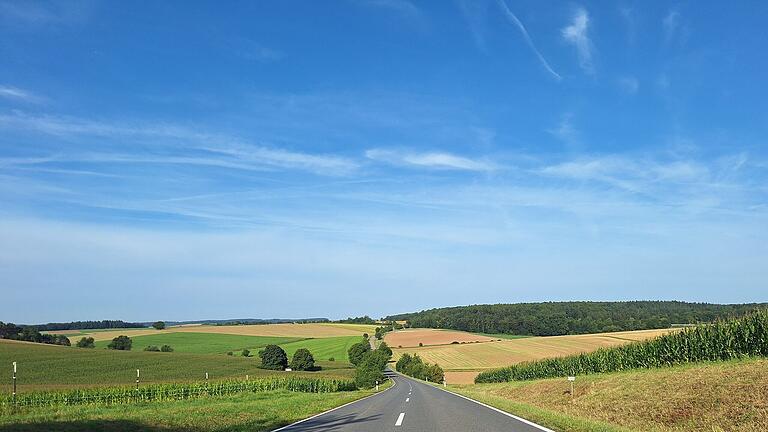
385 301 768 337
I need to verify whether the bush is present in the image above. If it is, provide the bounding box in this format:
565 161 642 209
347 341 371 366
476 308 768 383
107 335 132 351
418 342 423 347
241 349 250 357
328 357 335 362
160 345 173 352
259 345 288 370
76 337 95 348
227 351 233 356
152 321 166 330
144 346 160 352
363 333 369 339
290 348 316 371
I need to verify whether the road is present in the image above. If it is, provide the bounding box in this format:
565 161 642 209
274 370 552 432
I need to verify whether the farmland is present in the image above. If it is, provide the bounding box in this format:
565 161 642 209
57 323 376 342
93 333 302 354
384 329 496 347
450 358 768 432
0 389 377 432
0 339 353 392
389 328 678 383
279 336 363 363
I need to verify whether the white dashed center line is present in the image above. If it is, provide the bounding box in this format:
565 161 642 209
406 397 410 402
395 412 405 426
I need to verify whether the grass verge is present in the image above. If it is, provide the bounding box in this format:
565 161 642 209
449 358 768 432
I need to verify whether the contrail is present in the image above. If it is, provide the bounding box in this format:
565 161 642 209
496 0 561 81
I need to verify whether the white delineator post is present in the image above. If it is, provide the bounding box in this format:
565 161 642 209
136 369 140 390
12 362 17 404
568 376 575 398
375 380 379 391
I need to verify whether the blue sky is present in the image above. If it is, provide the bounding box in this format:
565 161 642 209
1 0 767 323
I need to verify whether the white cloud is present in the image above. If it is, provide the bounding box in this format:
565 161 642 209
561 7 594 74
548 113 579 146
0 112 358 176
496 0 561 80
618 76 639 94
0 85 45 103
365 149 496 171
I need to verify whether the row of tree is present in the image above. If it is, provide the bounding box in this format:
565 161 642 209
335 316 376 324
386 301 768 337
257 345 318 371
347 338 393 388
0 322 71 346
26 320 146 331
395 354 444 383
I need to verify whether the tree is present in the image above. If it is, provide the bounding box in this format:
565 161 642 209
259 344 288 370
377 342 392 359
107 335 132 350
242 349 251 357
363 333 369 339
152 321 166 330
76 337 95 348
290 348 316 371
347 341 371 366
355 351 388 388
160 345 173 352
144 345 160 352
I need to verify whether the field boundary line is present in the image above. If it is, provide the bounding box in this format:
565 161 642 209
394 371 556 432
269 379 397 432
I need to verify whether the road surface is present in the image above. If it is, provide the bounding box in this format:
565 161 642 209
274 370 551 432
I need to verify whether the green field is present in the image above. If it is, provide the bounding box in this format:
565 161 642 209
93 332 303 354
0 389 375 431
279 336 363 363
0 340 353 392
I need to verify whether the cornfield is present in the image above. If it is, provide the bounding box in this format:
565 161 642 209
0 376 356 409
475 308 768 383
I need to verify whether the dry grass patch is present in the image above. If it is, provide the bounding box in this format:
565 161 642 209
451 358 768 432
384 329 495 348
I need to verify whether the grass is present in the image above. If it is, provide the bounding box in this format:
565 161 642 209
0 339 353 392
93 333 302 354
0 389 376 431
449 358 768 432
279 336 363 363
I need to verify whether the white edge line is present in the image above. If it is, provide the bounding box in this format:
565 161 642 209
270 378 397 432
394 372 556 432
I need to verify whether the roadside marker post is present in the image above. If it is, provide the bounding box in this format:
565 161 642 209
443 379 446 388
375 380 379 391
567 376 575 398
12 362 17 406
206 372 209 381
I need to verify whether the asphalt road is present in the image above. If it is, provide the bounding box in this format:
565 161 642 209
274 370 551 432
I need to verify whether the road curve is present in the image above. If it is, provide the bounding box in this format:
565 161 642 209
273 370 551 432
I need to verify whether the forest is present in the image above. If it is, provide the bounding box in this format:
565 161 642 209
385 301 768 336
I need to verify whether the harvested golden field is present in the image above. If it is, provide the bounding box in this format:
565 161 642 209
384 329 496 348
65 323 376 341
451 358 768 432
393 328 678 377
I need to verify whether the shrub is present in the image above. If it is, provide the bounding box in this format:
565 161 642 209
290 348 316 371
76 337 95 348
476 308 768 383
363 333 369 339
160 345 173 352
259 345 288 370
152 321 166 330
107 335 132 351
241 349 250 358
144 346 160 352
418 342 423 347
328 357 335 362
227 351 233 356
347 341 371 366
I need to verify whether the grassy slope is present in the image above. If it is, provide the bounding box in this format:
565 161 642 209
279 336 362 363
93 332 302 354
0 389 375 432
450 358 768 432
0 340 353 392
